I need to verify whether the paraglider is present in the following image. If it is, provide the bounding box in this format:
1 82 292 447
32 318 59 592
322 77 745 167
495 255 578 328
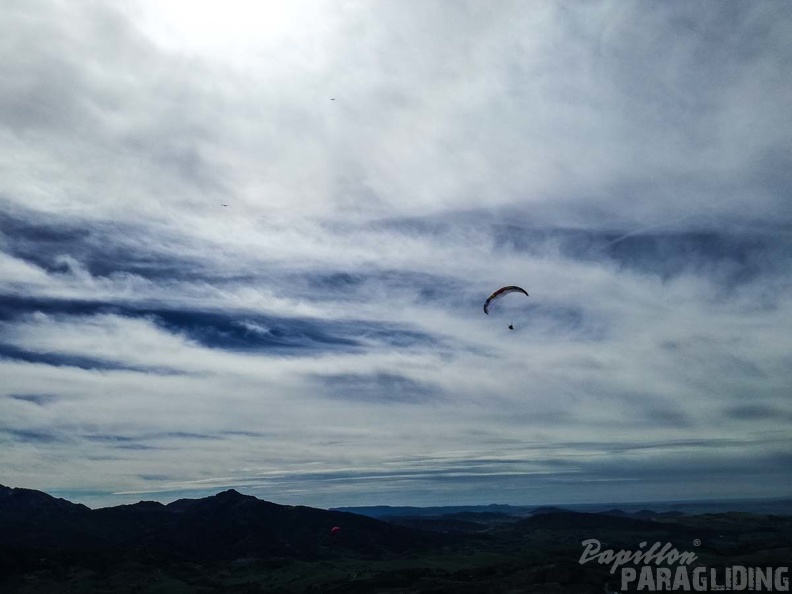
483 285 529 329
483 285 529 314
330 526 341 535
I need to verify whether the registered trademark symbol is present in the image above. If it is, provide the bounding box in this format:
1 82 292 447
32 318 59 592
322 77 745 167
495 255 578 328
693 539 701 547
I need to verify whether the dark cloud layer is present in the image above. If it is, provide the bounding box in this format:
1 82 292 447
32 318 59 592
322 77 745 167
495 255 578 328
7 393 60 406
0 341 180 374
314 372 442 404
0 294 437 358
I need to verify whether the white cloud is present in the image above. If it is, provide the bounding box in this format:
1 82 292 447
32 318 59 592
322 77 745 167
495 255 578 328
1 0 790 507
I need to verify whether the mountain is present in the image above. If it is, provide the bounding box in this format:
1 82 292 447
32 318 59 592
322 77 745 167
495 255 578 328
527 506 569 515
331 503 535 519
509 510 705 534
0 484 447 573
2 485 791 593
0 484 95 567
0 484 89 511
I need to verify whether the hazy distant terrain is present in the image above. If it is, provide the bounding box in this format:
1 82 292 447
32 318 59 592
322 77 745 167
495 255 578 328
334 497 792 519
2 485 790 593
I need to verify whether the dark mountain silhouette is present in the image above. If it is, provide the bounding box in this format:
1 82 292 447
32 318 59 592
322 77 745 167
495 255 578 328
0 484 95 567
527 505 569 515
384 515 489 534
599 507 685 519
332 503 534 519
443 510 519 524
0 484 447 573
0 484 89 512
2 485 790 593
507 510 715 539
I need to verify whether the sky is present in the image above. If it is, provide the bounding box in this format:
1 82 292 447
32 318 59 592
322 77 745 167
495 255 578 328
1 0 791 509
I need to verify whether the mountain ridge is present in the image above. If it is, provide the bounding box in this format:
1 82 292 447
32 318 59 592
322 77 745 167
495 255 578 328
2 484 790 592
0 483 448 571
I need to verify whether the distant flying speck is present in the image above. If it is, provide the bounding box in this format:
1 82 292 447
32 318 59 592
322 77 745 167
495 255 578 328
222 204 228 207
330 98 335 100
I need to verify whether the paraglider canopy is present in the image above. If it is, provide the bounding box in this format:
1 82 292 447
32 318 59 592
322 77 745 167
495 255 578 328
330 526 341 535
483 285 529 314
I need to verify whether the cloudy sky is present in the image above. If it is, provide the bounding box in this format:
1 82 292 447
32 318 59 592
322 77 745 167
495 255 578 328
1 0 790 509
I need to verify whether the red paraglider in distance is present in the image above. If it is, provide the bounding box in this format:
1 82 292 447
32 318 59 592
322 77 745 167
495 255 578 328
330 526 341 535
